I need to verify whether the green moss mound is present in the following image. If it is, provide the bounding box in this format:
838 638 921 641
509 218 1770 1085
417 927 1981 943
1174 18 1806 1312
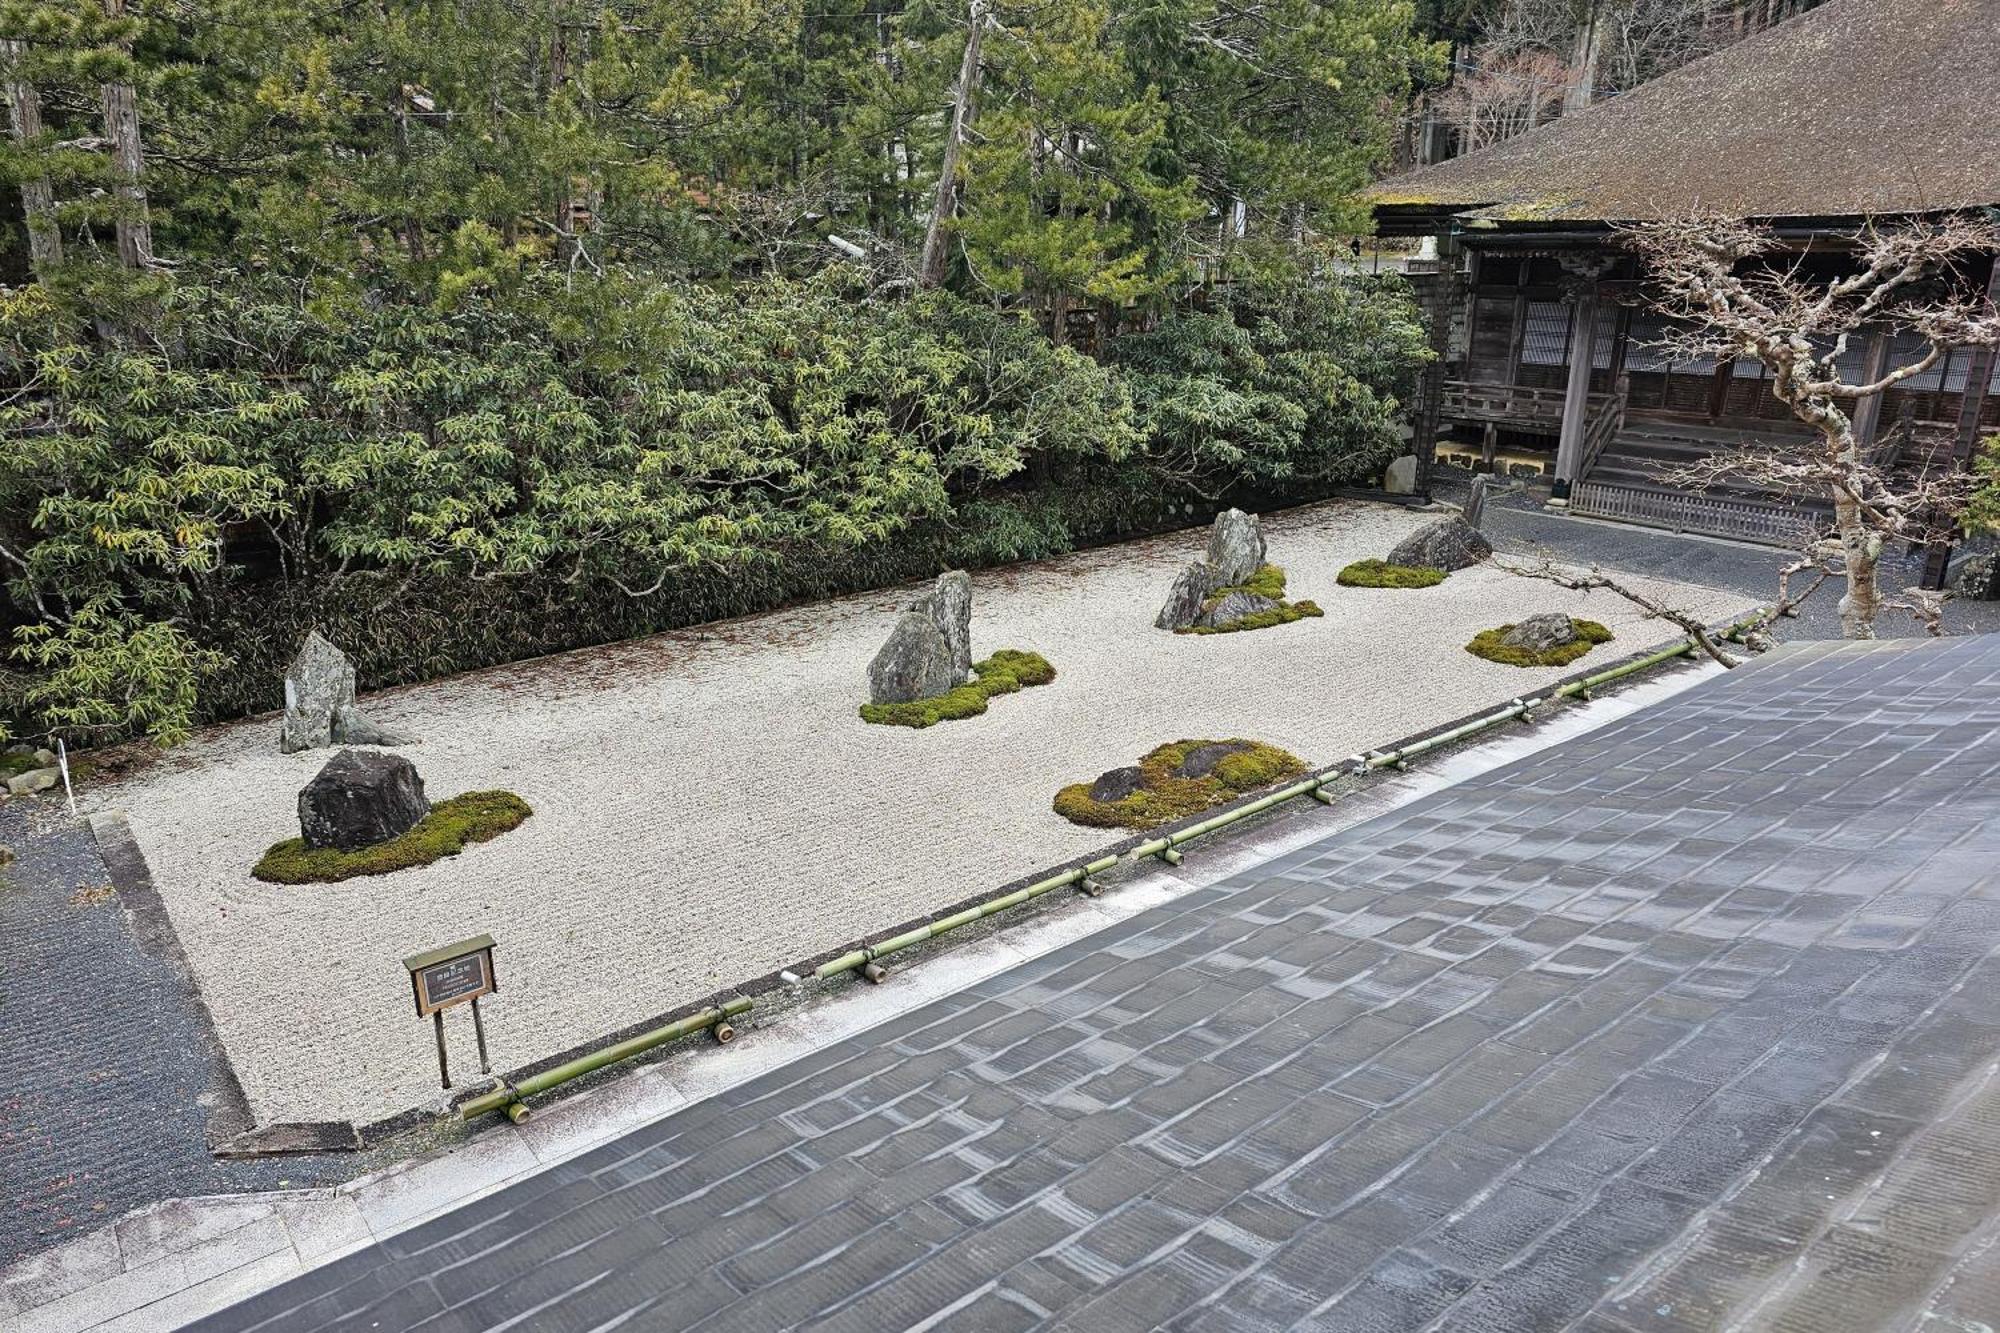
1180 565 1325 635
0 752 43 778
254 790 532 884
1053 738 1308 831
1337 559 1446 589
859 648 1056 728
1466 618 1614 668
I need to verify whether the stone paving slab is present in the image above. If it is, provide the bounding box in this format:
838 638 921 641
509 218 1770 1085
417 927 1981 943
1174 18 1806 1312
171 634 2000 1331
86 500 1747 1128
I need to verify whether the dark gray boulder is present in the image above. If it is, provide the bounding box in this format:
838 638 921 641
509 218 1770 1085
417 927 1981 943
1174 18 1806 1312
1387 516 1492 572
1088 766 1145 803
1205 509 1267 586
1195 590 1281 631
868 610 961 704
1155 562 1216 631
1174 741 1253 780
909 570 974 680
298 750 429 851
1501 612 1578 653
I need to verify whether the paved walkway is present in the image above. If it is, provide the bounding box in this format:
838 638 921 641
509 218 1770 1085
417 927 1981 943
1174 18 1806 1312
0 804 352 1273
86 500 1745 1129
184 635 2000 1332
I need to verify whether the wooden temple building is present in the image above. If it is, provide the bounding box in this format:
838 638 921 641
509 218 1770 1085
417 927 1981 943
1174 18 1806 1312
1370 0 2000 581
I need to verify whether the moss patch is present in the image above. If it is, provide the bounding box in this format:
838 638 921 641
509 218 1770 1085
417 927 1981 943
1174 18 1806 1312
1466 618 1614 668
0 752 44 778
1337 559 1447 589
1053 738 1308 831
254 790 532 884
859 648 1055 728
1180 565 1325 635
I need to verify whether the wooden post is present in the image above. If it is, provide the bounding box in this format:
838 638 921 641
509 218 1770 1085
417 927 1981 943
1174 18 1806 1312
1850 328 1893 453
1551 279 1601 505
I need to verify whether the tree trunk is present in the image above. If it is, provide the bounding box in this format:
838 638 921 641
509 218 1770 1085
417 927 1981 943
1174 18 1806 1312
2 39 60 270
99 0 152 269
1829 423 1881 638
1564 1 1608 113
917 0 986 290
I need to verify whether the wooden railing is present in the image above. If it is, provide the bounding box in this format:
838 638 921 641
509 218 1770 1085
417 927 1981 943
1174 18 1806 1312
1441 380 1609 428
1578 375 1632 481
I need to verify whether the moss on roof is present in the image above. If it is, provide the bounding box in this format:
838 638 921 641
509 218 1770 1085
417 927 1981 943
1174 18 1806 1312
1371 0 2000 226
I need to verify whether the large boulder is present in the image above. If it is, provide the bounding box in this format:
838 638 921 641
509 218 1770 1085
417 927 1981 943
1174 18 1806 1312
1195 590 1281 631
909 570 974 681
868 611 961 705
1388 515 1493 572
1501 612 1578 654
280 631 410 753
1155 562 1217 631
298 750 429 851
1205 509 1267 586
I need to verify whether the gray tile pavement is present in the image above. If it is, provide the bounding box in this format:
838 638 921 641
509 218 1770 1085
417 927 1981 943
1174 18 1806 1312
181 634 2000 1330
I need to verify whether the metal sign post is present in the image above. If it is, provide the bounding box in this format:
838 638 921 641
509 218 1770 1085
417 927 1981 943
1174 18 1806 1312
402 934 499 1090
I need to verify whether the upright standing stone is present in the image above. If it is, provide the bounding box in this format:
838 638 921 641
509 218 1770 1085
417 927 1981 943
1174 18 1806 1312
281 631 411 754
1383 455 1419 495
1155 563 1216 631
281 631 357 754
868 611 961 705
298 750 429 851
1463 474 1491 531
909 570 974 680
1205 509 1267 586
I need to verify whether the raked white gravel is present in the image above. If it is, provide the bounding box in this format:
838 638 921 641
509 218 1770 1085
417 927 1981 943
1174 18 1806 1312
94 500 1750 1127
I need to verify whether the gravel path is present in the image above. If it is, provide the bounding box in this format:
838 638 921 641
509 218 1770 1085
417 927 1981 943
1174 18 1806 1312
91 500 1750 1127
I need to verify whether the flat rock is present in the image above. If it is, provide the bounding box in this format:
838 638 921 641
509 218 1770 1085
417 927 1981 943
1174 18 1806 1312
1174 741 1253 779
298 750 430 851
7 767 58 796
333 705 411 748
1205 509 1267 586
1196 590 1281 630
1383 454 1419 495
1501 612 1578 653
909 570 974 681
868 610 960 704
1387 516 1492 572
1155 562 1216 631
1089 766 1145 803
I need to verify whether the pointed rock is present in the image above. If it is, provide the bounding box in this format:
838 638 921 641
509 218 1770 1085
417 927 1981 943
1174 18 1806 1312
909 570 974 681
868 611 960 705
1205 509 1267 586
1155 562 1216 631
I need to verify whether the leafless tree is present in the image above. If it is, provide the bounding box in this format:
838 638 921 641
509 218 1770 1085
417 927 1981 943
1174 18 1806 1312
1620 215 2000 638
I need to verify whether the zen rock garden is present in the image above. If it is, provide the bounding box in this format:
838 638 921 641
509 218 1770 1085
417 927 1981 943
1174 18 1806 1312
862 570 1055 727
1154 509 1322 634
258 633 529 883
